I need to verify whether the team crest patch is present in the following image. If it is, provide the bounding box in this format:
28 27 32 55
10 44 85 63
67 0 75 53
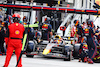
42 24 48 30
15 30 20 34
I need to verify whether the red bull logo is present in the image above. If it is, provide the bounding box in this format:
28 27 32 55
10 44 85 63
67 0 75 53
42 24 48 29
44 24 48 27
83 44 88 49
85 28 89 33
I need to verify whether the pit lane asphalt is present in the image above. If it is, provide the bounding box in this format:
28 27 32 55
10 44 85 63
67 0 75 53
0 55 100 67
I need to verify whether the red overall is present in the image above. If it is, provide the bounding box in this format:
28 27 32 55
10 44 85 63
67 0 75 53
4 23 25 67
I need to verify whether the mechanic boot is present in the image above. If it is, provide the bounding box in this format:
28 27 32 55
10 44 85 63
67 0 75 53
78 58 81 62
88 58 94 64
84 57 87 63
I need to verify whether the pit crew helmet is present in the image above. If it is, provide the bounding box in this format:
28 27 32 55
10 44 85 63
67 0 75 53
74 20 79 26
87 20 93 27
45 17 51 23
12 13 21 22
23 16 28 22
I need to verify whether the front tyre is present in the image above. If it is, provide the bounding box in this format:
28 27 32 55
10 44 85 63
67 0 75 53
64 51 72 61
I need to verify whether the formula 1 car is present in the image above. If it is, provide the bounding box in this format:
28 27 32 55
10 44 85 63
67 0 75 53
25 35 73 61
42 35 73 61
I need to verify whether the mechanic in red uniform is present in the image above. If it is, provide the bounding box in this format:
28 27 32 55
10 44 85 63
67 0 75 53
3 13 25 67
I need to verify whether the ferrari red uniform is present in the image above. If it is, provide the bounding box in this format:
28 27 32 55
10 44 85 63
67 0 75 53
4 23 25 67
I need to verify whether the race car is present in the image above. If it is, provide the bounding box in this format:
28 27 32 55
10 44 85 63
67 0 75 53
25 35 73 61
42 35 73 61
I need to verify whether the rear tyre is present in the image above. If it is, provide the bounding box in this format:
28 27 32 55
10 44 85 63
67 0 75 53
26 55 34 58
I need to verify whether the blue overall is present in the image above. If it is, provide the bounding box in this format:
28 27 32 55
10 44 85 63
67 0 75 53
79 43 88 62
0 25 5 54
86 27 97 60
41 23 52 41
76 25 84 43
76 25 87 61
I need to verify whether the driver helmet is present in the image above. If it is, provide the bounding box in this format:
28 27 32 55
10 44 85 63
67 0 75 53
54 35 61 39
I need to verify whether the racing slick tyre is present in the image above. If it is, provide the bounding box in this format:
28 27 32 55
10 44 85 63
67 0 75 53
26 54 34 58
25 40 37 58
73 43 81 59
68 51 72 61
64 51 72 61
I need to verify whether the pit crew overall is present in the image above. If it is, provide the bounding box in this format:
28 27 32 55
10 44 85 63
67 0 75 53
78 24 89 62
85 26 97 62
0 23 5 54
4 23 25 67
41 23 52 41
79 42 88 62
76 25 84 43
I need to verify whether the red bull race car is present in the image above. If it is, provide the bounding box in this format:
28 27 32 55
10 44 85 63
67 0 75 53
25 35 73 61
